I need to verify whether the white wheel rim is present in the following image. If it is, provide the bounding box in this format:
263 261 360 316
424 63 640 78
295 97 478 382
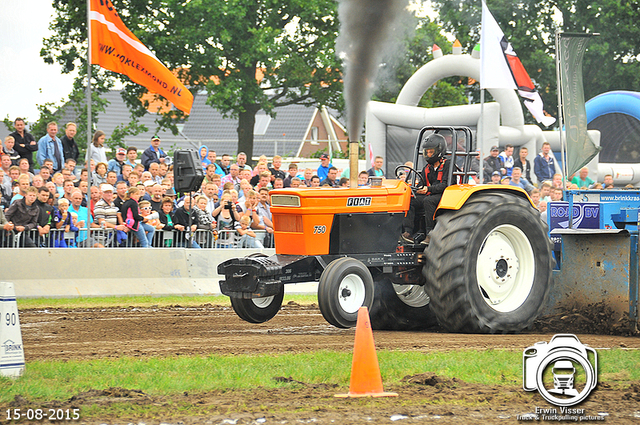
475 224 535 312
393 284 430 307
338 273 366 314
252 296 274 309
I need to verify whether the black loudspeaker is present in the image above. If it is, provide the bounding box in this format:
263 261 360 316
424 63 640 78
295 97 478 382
173 149 204 193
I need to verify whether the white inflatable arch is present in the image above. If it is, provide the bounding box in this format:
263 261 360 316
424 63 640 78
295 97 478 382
365 47 572 182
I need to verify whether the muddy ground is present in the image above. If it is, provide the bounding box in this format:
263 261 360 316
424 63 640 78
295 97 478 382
6 302 640 424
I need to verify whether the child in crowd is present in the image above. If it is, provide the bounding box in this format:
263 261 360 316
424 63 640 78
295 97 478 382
252 155 268 176
193 195 217 248
121 186 154 248
236 215 263 248
128 171 140 187
228 189 242 213
283 163 298 187
52 172 65 198
3 136 20 165
303 168 314 186
7 165 19 181
273 177 284 189
0 169 10 209
139 200 161 228
530 188 541 209
357 171 369 186
156 197 175 247
52 198 78 247
93 162 108 186
91 131 108 164
237 179 252 204
240 189 258 214
199 145 210 169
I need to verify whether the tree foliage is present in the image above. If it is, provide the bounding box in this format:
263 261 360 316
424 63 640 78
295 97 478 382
41 0 640 159
42 1 125 158
42 0 344 162
431 0 640 125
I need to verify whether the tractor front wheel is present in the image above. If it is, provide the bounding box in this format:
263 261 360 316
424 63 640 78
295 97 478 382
423 192 553 333
318 257 374 328
229 252 284 324
230 289 285 324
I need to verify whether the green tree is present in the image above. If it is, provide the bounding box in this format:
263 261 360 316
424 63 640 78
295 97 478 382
431 0 640 125
3 103 67 169
42 3 139 161
553 0 640 102
43 0 343 163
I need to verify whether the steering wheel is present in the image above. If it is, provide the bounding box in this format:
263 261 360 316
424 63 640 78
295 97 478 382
394 165 425 191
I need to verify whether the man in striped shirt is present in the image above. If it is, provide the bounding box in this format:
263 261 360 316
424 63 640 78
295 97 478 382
94 184 126 247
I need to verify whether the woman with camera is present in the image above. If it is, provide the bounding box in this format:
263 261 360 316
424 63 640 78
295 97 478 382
212 191 241 247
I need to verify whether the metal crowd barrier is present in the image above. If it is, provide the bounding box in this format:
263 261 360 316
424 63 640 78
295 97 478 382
0 228 275 249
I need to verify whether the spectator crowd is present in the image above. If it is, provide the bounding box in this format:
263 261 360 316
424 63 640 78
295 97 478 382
1 118 382 249
480 141 621 220
0 118 624 248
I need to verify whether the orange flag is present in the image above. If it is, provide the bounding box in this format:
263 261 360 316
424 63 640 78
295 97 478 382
89 0 193 114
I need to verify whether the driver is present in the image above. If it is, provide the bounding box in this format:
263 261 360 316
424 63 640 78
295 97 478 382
401 133 450 244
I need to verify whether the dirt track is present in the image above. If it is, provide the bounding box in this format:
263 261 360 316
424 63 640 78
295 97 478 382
19 302 640 360
10 303 640 424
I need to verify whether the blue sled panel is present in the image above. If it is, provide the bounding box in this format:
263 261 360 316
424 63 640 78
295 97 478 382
546 229 638 325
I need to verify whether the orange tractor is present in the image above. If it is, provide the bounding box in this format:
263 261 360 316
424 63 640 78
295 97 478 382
218 126 553 333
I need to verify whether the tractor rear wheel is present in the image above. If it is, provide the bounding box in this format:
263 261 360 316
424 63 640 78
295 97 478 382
318 257 374 328
423 192 553 333
369 273 439 330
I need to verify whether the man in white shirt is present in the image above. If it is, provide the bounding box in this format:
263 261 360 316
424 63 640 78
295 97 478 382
498 144 514 177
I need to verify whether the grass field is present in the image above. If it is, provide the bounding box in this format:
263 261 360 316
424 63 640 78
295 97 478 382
1 348 638 404
15 294 318 310
2 295 639 421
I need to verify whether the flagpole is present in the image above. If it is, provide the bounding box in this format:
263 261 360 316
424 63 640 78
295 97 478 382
86 0 93 244
555 30 572 231
555 30 568 190
479 88 485 184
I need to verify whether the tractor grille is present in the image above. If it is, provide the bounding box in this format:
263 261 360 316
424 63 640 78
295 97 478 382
274 215 303 233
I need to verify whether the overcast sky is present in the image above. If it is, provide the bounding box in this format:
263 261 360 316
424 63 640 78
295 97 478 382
0 0 437 130
0 0 77 127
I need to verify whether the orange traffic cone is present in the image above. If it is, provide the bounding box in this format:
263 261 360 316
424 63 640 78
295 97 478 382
335 307 398 398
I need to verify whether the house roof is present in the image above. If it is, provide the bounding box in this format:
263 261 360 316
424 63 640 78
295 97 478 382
57 90 343 158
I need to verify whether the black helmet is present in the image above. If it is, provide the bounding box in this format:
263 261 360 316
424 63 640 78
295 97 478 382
422 133 446 164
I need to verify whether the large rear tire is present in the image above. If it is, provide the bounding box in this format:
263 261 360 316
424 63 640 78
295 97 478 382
423 192 553 333
318 257 374 328
369 273 439 331
230 288 285 324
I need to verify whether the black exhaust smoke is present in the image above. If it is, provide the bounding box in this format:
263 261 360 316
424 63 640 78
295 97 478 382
336 0 408 141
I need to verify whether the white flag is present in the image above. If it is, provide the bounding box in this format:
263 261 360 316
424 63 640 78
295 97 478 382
480 1 556 126
480 1 515 90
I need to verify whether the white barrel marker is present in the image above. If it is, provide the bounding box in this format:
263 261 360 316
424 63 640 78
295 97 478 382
0 282 25 378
